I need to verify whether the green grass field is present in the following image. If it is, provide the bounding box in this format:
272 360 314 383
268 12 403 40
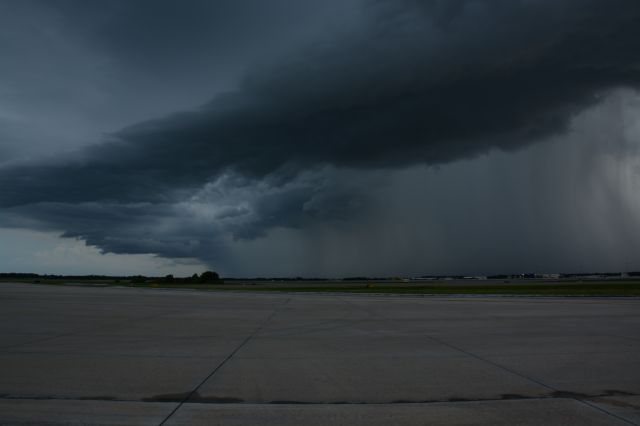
234 283 640 296
4 279 640 296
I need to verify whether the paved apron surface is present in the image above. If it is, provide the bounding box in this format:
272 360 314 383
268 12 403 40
0 283 639 425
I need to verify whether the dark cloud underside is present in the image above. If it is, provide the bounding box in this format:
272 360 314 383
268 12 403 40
1 0 640 271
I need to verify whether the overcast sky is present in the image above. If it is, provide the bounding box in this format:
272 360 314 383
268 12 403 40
1 0 640 277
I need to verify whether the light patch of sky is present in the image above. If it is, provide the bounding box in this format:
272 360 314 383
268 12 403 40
0 228 206 276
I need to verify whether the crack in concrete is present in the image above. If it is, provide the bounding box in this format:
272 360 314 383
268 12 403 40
336 296 639 426
157 297 291 426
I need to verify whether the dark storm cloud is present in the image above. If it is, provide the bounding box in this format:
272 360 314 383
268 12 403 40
1 0 640 264
45 0 346 72
0 168 366 261
0 0 357 161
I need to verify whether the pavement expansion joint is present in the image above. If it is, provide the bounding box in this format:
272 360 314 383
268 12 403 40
575 398 639 426
3 285 639 426
157 298 292 426
1 390 638 406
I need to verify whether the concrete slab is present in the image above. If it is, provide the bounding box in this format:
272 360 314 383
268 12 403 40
0 353 225 400
589 395 640 424
196 356 550 403
7 333 247 358
234 334 463 359
1 283 639 425
0 333 55 349
441 334 640 357
0 399 176 425
487 352 640 395
165 399 631 426
87 317 263 338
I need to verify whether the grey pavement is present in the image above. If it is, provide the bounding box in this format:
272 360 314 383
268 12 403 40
0 283 639 425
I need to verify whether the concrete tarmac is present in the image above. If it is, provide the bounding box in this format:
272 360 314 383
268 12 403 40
0 283 638 425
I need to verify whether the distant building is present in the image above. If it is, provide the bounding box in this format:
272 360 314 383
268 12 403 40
542 274 560 279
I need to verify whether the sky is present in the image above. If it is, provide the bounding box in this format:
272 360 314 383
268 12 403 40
1 0 640 277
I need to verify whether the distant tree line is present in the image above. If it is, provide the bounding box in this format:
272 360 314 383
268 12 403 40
2 271 639 283
223 277 326 281
131 271 223 284
0 273 129 280
0 271 223 284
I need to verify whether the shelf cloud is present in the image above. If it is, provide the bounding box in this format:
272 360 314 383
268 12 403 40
1 0 640 274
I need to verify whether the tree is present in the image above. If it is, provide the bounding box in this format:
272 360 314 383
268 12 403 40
164 274 174 283
199 271 221 283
